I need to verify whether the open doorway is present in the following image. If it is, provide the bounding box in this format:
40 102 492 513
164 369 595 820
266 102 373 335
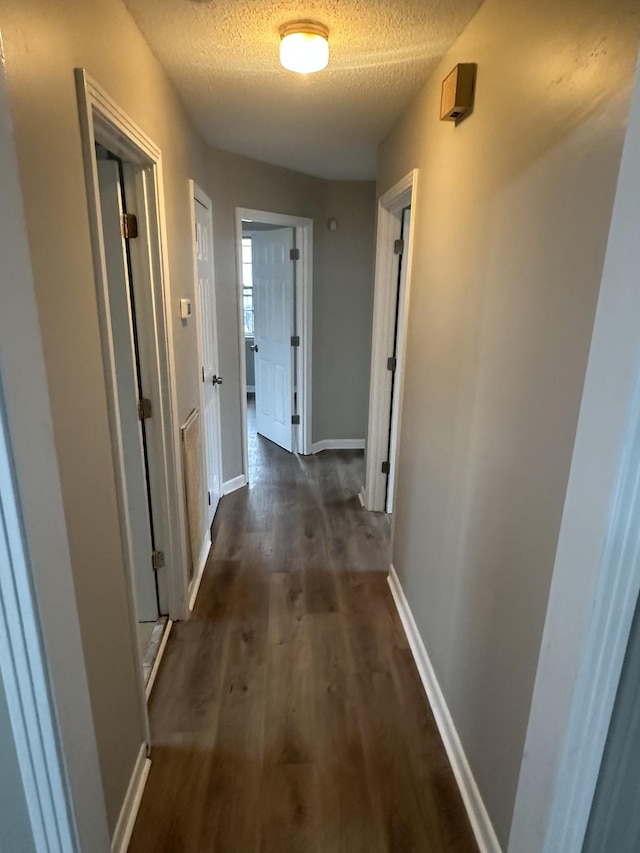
235 209 313 482
76 71 189 710
95 144 165 675
364 171 417 514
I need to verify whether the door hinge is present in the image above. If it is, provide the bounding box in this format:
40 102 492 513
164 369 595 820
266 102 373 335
121 213 139 240
290 248 300 261
137 397 152 421
387 356 397 372
151 550 165 571
292 414 301 425
381 461 391 474
291 335 300 347
202 366 205 383
394 238 404 256
208 489 212 506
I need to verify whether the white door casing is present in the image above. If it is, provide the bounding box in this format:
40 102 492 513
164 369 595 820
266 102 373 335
252 228 295 452
193 185 223 527
97 159 158 623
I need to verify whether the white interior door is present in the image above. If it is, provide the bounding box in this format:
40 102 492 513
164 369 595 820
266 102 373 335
194 189 223 527
97 159 158 622
252 228 295 452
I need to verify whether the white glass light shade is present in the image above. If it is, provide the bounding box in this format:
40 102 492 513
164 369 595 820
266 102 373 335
280 22 329 74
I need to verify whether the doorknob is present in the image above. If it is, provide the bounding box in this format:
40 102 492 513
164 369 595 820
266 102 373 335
212 375 223 385
250 344 259 352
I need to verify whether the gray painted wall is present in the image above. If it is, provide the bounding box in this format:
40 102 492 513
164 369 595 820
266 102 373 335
508 57 640 853
1 0 207 834
377 0 640 845
206 148 376 479
314 181 377 443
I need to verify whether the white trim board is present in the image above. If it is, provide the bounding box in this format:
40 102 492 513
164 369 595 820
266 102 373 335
223 474 248 495
110 745 151 853
235 207 314 470
0 385 79 852
387 566 502 853
311 439 365 454
541 326 640 852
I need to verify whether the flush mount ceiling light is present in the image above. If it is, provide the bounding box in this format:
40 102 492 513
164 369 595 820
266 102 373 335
279 20 329 74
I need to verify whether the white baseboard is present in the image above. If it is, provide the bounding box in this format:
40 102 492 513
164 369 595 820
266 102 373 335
311 439 365 454
145 619 172 701
222 474 247 495
111 744 151 853
387 566 502 853
188 534 211 613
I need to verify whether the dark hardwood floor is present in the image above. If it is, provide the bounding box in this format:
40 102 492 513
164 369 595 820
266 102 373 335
129 409 478 852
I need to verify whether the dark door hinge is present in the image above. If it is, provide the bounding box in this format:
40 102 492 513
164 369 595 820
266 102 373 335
394 238 404 256
381 461 391 474
292 414 301 425
290 248 300 261
137 397 152 421
387 356 397 372
291 335 300 347
121 213 138 240
151 550 165 571
207 490 212 506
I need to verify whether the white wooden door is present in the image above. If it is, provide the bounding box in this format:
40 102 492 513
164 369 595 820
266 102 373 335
194 189 223 527
97 160 158 622
252 228 295 452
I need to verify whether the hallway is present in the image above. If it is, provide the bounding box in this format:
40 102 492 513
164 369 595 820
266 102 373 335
129 442 477 852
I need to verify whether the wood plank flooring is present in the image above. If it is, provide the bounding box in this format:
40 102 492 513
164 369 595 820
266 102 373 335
129 423 478 853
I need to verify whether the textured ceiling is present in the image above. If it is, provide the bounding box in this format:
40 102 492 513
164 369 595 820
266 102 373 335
125 0 482 180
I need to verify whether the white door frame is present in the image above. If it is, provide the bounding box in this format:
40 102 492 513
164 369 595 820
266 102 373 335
364 170 418 513
0 36 110 851
188 180 222 607
0 397 80 853
75 69 190 727
235 207 314 477
75 69 189 622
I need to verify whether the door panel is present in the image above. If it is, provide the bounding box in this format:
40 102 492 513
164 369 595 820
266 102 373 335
97 159 158 622
194 193 223 529
252 228 295 452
